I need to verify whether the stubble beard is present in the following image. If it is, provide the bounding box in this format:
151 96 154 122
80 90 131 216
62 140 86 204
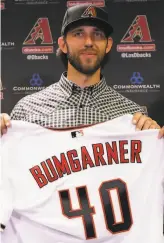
66 43 107 76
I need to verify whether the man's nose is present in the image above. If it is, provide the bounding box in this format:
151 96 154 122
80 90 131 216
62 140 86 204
84 35 94 48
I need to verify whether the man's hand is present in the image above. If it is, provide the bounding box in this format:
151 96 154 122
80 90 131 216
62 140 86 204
0 113 11 136
132 112 164 139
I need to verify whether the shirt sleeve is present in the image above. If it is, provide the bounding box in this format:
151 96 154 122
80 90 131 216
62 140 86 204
107 86 148 118
120 95 148 116
10 99 26 120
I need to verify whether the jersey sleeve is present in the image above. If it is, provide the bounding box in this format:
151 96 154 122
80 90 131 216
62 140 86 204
0 136 14 231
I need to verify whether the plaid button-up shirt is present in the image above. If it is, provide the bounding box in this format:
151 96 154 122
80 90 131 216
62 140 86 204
10 72 146 128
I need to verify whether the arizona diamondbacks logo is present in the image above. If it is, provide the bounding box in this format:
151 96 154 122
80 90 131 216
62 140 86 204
81 6 97 18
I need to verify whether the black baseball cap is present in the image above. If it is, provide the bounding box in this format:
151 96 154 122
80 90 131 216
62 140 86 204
61 4 113 36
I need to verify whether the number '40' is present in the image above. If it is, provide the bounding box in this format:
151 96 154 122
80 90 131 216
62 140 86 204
59 179 133 240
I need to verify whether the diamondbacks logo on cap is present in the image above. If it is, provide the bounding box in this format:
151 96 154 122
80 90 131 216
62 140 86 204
81 5 97 18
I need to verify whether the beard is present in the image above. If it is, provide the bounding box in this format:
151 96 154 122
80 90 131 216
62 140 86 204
65 43 107 76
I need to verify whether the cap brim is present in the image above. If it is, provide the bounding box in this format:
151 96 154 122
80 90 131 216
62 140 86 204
62 17 114 36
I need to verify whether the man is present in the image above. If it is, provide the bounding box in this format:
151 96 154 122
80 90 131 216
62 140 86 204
0 4 164 137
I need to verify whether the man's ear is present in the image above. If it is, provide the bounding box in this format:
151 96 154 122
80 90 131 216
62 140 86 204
106 37 113 54
58 36 67 54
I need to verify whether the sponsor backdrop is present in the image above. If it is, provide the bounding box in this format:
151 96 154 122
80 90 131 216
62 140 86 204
1 0 164 126
1 0 164 233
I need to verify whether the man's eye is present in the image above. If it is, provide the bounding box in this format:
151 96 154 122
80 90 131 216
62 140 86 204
74 32 83 37
94 32 105 38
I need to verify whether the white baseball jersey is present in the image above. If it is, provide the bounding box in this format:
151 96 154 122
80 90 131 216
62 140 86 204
0 115 164 243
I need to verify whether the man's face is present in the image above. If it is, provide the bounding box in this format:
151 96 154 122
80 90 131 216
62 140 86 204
62 25 112 75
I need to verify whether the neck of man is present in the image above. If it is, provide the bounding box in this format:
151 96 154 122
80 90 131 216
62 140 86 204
67 62 101 88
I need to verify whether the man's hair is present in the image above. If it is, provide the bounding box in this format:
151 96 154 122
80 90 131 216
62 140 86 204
56 33 68 68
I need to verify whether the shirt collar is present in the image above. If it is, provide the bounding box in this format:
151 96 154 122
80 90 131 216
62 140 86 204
58 72 107 98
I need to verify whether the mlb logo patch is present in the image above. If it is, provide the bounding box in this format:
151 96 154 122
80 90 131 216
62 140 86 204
71 130 84 138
